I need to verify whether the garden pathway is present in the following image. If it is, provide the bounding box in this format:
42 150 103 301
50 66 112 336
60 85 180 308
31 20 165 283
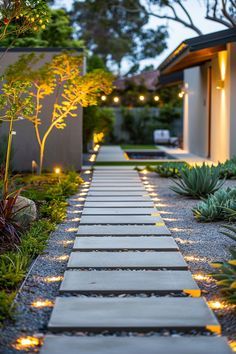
40 150 232 353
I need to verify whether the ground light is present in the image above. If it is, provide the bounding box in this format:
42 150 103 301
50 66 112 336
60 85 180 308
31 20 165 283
139 95 145 101
101 95 107 101
13 336 42 350
208 300 225 310
44 276 63 283
113 96 120 103
154 95 159 102
54 167 61 175
89 154 96 162
31 300 54 308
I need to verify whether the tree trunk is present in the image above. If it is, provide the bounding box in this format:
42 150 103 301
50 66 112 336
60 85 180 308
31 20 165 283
39 142 45 175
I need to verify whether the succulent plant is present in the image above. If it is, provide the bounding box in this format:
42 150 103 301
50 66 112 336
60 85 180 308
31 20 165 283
221 223 236 242
211 248 236 304
193 187 236 222
170 163 224 198
154 162 188 178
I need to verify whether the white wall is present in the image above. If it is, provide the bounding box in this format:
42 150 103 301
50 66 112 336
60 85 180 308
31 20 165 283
183 44 236 163
183 66 209 157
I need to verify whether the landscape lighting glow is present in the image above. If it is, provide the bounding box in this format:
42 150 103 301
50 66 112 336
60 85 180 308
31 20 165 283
31 300 54 308
154 95 160 102
113 96 119 103
44 276 63 283
139 95 145 101
101 95 107 101
208 300 225 310
54 167 61 174
13 337 41 350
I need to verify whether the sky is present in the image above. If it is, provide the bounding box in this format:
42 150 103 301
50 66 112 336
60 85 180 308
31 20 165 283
56 0 225 74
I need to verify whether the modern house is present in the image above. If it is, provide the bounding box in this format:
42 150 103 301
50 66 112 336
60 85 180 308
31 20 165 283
0 48 84 172
158 28 236 163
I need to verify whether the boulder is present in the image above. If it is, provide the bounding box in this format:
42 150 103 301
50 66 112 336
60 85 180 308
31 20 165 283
13 196 37 227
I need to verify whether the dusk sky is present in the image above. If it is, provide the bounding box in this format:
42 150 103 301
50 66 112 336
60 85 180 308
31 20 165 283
56 0 225 74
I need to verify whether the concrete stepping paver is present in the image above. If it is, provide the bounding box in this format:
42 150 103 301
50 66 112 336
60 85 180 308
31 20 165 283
79 215 163 224
84 202 155 208
87 192 147 196
67 251 187 270
85 196 151 201
48 297 220 333
77 225 171 236
82 208 158 215
41 336 232 354
60 270 200 295
90 183 143 186
89 187 145 191
73 236 179 251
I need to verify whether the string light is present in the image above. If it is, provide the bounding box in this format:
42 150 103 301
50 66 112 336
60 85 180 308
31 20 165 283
139 95 145 101
113 96 120 103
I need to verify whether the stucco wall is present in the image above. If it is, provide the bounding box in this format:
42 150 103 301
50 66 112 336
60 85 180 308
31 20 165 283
0 49 84 172
183 66 209 157
183 44 236 163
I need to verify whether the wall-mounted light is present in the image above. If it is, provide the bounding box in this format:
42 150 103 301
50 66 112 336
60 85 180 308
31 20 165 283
113 96 120 103
154 95 159 102
101 95 107 101
139 95 145 101
216 79 224 90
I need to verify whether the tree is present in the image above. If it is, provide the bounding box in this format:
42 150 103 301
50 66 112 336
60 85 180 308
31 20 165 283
70 0 168 74
1 52 113 174
0 0 49 43
121 0 236 36
0 8 83 48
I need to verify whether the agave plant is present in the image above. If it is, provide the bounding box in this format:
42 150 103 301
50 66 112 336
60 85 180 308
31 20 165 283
170 163 224 198
193 188 236 222
221 223 236 241
211 248 236 304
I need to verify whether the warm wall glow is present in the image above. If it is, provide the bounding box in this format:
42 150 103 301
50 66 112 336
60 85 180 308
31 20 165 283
13 337 41 350
218 50 227 81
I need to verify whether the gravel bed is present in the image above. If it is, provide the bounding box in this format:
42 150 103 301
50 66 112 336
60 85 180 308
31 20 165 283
0 175 89 354
145 173 236 342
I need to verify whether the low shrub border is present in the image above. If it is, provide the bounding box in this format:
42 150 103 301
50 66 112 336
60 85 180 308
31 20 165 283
0 171 83 323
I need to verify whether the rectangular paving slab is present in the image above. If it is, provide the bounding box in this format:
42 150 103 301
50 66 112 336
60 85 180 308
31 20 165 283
77 225 171 236
88 192 147 196
48 297 220 332
84 202 154 208
73 236 179 251
60 270 199 295
79 215 163 224
89 186 144 189
85 196 151 202
82 208 158 215
40 336 232 354
67 251 187 269
91 183 143 186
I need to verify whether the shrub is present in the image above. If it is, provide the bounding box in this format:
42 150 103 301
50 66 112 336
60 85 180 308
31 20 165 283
152 162 188 178
218 157 236 179
0 291 15 322
0 251 28 289
211 248 236 304
170 163 224 198
40 200 67 223
193 187 236 222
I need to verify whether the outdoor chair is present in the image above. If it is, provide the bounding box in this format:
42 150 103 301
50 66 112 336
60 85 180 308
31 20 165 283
153 129 179 146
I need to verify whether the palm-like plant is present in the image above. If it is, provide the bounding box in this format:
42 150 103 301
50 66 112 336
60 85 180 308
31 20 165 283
170 163 224 198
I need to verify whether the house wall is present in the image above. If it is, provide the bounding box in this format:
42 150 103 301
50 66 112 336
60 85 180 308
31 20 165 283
0 49 84 172
183 66 209 157
183 43 236 162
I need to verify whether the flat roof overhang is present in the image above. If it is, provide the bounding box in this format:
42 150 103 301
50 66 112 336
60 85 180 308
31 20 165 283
159 28 236 75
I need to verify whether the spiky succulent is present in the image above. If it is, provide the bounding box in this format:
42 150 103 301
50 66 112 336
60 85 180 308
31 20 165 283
193 188 236 222
221 223 236 242
170 163 224 198
211 248 236 304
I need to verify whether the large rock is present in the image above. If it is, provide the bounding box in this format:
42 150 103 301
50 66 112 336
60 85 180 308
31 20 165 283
13 196 37 227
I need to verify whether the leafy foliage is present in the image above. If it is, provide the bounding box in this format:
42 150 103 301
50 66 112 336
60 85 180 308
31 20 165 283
71 0 167 72
211 248 236 304
218 157 236 179
193 187 236 222
0 0 50 42
0 290 15 322
170 163 224 198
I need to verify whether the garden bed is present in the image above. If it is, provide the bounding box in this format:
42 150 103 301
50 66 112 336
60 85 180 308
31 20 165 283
146 173 236 343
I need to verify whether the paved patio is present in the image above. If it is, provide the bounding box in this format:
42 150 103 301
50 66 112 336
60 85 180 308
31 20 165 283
40 147 232 353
